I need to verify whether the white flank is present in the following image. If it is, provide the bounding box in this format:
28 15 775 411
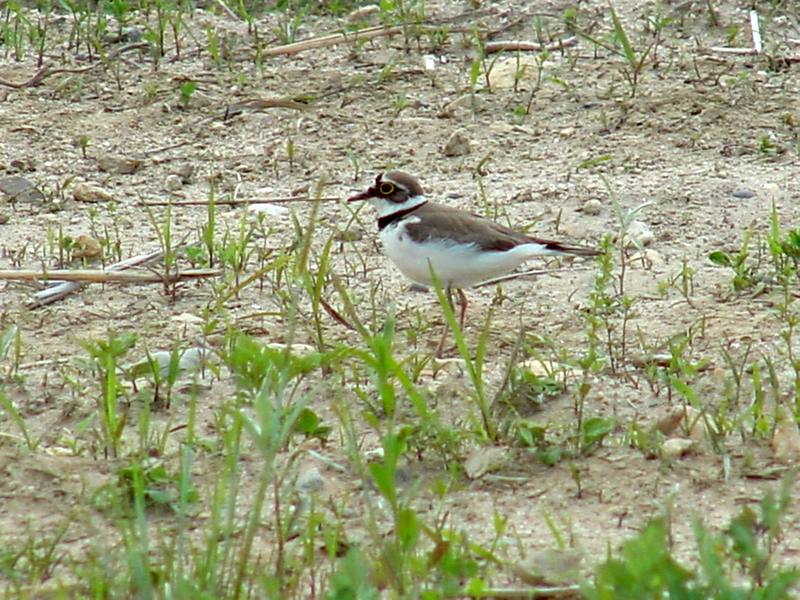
380 221 558 288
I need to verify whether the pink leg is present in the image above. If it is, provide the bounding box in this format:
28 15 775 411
456 288 468 330
434 287 468 357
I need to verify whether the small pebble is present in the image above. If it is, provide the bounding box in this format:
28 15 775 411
661 438 694 460
773 408 800 464
347 4 379 22
164 174 183 191
97 155 142 175
334 228 363 242
0 176 44 203
72 234 103 260
464 446 507 479
731 189 755 199
172 164 195 183
9 158 34 171
625 220 654 247
248 203 290 217
295 465 326 493
73 182 114 203
443 131 470 157
124 347 208 380
442 94 484 115
581 199 602 215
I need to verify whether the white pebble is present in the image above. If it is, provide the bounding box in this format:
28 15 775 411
582 199 602 215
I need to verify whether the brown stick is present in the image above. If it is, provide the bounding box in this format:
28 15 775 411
138 197 340 206
262 25 402 57
2 268 220 283
262 11 512 56
228 98 312 112
0 42 149 89
29 248 166 307
484 37 578 54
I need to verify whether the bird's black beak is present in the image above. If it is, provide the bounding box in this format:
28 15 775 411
347 173 383 202
347 187 375 202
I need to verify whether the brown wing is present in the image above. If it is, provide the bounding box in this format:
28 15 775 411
404 204 599 256
402 204 525 251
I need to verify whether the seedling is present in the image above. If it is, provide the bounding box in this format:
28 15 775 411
430 266 496 441
81 332 137 458
178 79 197 106
0 324 22 379
0 387 38 450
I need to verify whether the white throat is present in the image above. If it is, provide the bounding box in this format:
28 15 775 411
370 194 427 219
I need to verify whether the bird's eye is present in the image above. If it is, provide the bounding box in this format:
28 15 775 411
379 182 395 195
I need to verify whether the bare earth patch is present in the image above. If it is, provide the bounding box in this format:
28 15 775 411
2 0 800 596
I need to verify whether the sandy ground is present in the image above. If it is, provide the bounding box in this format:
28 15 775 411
2 0 800 593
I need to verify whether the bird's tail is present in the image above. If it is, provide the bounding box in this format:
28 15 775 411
537 239 601 257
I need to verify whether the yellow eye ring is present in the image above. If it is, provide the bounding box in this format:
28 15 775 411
379 182 395 195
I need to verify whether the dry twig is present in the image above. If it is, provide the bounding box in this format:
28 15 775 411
260 7 503 58
138 197 340 207
28 249 166 307
0 43 149 89
484 37 578 54
3 268 219 284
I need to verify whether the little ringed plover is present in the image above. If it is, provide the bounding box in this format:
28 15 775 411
348 171 600 352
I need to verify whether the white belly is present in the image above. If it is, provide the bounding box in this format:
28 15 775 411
380 220 548 288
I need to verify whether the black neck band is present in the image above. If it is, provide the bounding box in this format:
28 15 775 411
377 203 425 231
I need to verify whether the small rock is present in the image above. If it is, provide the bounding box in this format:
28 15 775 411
172 164 195 183
464 446 507 479
625 220 654 247
334 228 363 242
118 26 143 43
512 549 584 585
72 234 103 260
660 438 694 460
630 248 663 268
164 174 183 191
653 409 684 436
581 199 602 215
683 406 719 443
653 407 716 443
442 94 484 115
347 4 379 22
9 158 35 172
97 155 142 175
291 184 309 196
521 358 579 379
559 127 576 138
731 189 755 199
73 182 114 203
422 54 437 72
443 131 470 157
486 56 537 89
171 312 204 325
248 203 290 217
0 176 45 203
763 183 780 195
124 347 209 380
643 248 663 265
510 189 534 203
295 464 326 493
773 408 800 463
265 342 316 355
